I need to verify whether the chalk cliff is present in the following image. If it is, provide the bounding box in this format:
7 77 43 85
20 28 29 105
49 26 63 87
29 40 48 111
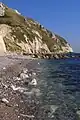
0 3 73 55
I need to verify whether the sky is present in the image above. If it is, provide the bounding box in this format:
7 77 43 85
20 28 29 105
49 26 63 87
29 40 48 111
1 0 80 52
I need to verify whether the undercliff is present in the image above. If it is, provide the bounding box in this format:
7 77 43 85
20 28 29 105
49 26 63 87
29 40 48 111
0 3 73 55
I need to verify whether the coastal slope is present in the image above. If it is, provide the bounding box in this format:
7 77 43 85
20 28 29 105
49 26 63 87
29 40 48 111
0 3 73 55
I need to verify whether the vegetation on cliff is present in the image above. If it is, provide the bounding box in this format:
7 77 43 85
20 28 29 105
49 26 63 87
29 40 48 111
0 3 73 54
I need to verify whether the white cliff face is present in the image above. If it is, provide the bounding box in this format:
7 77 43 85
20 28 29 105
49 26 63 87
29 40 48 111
34 37 50 53
0 3 73 55
61 43 73 53
0 24 11 54
32 30 42 39
0 36 6 54
0 24 73 55
17 35 50 54
0 3 5 16
66 43 73 52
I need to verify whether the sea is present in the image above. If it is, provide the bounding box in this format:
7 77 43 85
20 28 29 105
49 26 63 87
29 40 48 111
26 56 80 120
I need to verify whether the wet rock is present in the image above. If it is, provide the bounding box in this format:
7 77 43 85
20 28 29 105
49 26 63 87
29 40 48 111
20 73 29 79
29 78 37 86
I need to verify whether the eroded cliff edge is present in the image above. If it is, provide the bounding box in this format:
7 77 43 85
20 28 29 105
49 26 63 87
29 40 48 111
0 3 73 56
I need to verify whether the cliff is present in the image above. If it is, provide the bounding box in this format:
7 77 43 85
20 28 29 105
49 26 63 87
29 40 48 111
0 3 73 55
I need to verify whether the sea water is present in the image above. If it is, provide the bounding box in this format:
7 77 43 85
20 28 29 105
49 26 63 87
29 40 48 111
26 58 80 120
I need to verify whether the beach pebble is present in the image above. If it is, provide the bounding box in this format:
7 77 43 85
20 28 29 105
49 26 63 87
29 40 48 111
15 104 18 107
23 68 28 74
11 85 21 91
20 73 29 79
1 98 9 104
29 73 32 77
18 116 20 118
11 85 27 92
13 77 21 81
2 83 8 89
20 114 34 118
32 72 36 76
29 78 37 86
77 110 80 117
2 67 6 70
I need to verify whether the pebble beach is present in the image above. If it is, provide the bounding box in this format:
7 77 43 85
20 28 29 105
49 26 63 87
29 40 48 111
0 55 41 120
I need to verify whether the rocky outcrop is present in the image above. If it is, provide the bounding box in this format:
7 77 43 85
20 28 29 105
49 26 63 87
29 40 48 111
0 3 73 56
0 2 5 16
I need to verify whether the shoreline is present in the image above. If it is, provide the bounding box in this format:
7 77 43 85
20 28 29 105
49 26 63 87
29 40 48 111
22 52 80 59
0 54 79 120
